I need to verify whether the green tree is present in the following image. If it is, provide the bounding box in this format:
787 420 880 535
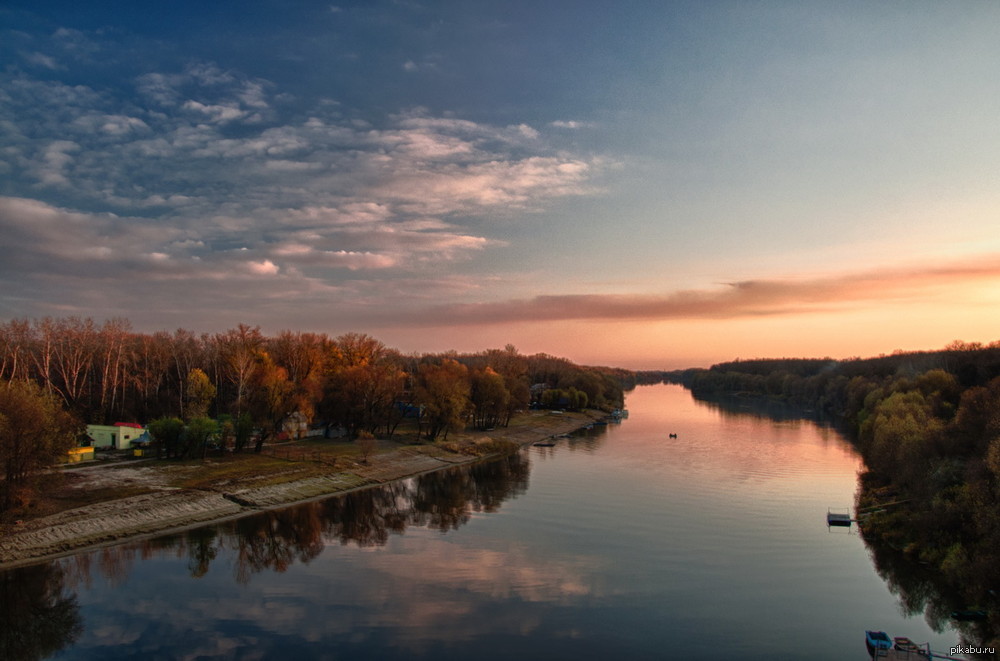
0 380 79 512
863 390 940 485
183 416 219 459
148 416 184 459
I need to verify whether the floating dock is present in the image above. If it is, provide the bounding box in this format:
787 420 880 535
827 510 852 527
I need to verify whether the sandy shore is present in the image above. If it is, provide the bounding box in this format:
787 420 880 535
0 412 599 570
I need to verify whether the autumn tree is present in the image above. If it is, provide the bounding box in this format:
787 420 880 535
248 353 296 453
0 319 32 382
168 328 205 419
0 380 79 512
470 367 510 430
415 359 471 441
215 324 264 417
321 334 406 438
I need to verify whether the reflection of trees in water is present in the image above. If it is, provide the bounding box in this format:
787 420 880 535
409 453 530 532
233 502 326 584
560 425 609 454
693 391 837 426
322 480 411 546
21 452 532 600
0 561 82 661
230 452 530 580
861 504 999 656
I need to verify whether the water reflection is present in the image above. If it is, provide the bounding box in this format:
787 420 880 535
35 452 531 589
2 385 974 660
693 391 837 426
862 508 999 657
0 561 82 660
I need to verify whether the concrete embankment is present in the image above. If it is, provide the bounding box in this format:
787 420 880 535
0 411 600 569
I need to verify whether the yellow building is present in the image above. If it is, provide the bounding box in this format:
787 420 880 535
61 447 95 463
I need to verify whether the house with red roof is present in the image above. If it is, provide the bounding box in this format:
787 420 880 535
85 422 147 450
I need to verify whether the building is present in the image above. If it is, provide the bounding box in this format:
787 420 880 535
61 447 95 463
85 422 146 450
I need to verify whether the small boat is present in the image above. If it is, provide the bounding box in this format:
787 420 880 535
865 630 892 656
951 609 987 621
668 433 678 439
893 637 928 656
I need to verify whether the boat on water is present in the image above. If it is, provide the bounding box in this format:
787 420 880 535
865 630 892 656
893 636 929 656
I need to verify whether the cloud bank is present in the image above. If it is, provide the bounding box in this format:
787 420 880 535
391 257 1000 326
0 55 608 322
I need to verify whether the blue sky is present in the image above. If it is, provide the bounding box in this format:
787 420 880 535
3 1 1000 368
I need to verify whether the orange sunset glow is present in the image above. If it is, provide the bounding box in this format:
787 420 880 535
3 4 1000 368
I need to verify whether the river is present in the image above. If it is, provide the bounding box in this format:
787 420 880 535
1 384 968 660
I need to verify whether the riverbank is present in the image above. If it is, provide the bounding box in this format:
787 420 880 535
0 410 601 570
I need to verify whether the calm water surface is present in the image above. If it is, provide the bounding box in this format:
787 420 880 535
5 384 967 660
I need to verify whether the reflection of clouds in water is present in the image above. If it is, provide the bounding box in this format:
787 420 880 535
366 536 598 603
69 531 605 658
321 534 605 653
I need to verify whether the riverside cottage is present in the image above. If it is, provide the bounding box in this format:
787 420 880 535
85 422 147 450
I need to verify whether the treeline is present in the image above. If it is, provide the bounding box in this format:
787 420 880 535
673 341 1000 638
0 316 627 444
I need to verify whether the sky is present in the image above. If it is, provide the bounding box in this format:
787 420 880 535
2 1 1000 369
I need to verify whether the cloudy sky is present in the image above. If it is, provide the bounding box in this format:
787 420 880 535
3 1 999 368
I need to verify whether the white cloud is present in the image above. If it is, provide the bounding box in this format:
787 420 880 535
34 140 79 186
21 51 61 70
182 100 247 123
0 57 610 326
550 120 593 129
247 259 280 275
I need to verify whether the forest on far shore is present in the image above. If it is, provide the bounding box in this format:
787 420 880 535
644 341 1000 651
